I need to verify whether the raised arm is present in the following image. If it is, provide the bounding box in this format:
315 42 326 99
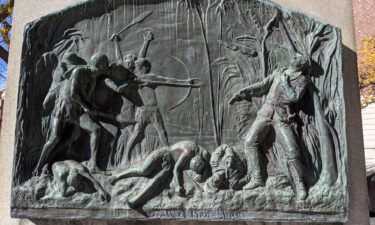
110 34 124 63
138 31 154 59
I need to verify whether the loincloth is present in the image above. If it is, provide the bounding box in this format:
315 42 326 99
135 106 162 125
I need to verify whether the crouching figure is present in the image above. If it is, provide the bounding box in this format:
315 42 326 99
50 160 110 201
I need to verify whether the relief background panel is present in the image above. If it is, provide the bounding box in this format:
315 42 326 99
0 0 367 224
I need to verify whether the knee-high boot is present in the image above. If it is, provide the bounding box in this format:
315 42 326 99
243 146 265 190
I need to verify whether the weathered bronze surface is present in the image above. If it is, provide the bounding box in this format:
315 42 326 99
11 0 347 222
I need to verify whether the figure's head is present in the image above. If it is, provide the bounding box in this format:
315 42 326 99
64 53 80 65
290 53 311 72
90 53 109 74
213 144 235 169
135 58 152 75
190 155 205 174
67 169 84 191
64 53 86 65
124 54 137 72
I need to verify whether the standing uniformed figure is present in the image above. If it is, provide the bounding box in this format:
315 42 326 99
229 54 311 201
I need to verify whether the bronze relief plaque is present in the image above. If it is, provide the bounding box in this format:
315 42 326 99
11 0 348 222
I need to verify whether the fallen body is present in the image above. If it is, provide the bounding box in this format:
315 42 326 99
205 144 249 192
109 141 210 208
47 160 110 201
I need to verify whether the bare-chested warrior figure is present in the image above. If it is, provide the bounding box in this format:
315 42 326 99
109 31 153 78
49 160 110 201
122 59 201 160
106 31 202 161
34 53 110 175
105 32 153 129
109 141 211 208
42 53 87 112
